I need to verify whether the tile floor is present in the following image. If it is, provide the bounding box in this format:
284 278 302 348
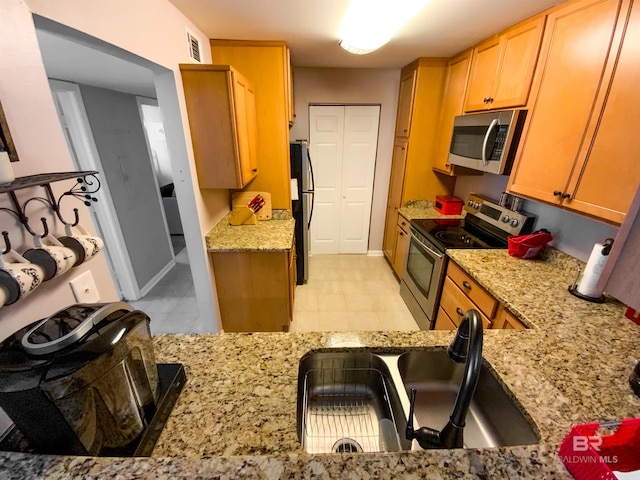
128 235 208 335
290 255 420 332
131 239 420 334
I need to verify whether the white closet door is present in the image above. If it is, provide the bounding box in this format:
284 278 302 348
309 105 380 254
340 106 380 253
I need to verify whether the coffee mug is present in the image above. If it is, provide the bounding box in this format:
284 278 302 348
23 234 77 281
0 249 45 304
58 224 104 266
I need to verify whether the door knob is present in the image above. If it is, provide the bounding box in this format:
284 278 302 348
553 191 562 196
561 193 571 199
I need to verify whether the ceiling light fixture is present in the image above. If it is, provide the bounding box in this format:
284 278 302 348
339 0 430 55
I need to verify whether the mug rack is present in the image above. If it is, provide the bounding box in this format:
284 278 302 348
0 171 100 236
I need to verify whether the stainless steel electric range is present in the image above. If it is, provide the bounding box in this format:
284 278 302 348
400 194 536 330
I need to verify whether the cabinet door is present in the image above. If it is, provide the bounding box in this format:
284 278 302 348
464 37 501 112
508 0 624 206
432 51 472 174
434 307 457 330
392 223 410 278
285 47 295 125
288 243 296 326
382 141 408 261
494 304 526 330
395 70 416 137
564 1 640 224
234 73 258 185
491 17 545 110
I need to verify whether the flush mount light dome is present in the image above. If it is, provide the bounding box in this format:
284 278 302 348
339 0 429 55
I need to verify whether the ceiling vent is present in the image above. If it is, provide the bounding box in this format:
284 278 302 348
186 29 202 63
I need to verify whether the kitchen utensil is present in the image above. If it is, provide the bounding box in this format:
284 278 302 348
507 230 553 259
568 239 613 302
434 195 463 215
0 248 44 303
559 418 640 480
23 233 77 280
231 191 272 220
58 223 104 266
229 206 257 225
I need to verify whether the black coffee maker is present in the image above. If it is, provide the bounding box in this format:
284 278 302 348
0 303 160 456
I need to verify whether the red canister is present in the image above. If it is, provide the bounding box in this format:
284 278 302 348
434 195 463 215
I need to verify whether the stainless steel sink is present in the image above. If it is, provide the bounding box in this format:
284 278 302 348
397 349 540 448
296 351 411 453
296 349 539 453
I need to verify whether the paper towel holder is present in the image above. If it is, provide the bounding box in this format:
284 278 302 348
568 238 614 303
568 284 606 303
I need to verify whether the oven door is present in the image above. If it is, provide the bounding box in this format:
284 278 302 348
400 229 446 329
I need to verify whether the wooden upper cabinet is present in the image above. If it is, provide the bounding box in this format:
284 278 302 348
210 40 292 209
395 70 416 137
432 50 472 175
285 47 295 125
508 0 635 224
464 37 501 112
564 0 640 224
180 64 258 189
464 16 545 112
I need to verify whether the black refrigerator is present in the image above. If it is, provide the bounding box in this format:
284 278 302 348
290 140 314 285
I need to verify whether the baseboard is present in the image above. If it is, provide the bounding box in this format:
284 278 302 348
367 250 384 257
139 259 176 297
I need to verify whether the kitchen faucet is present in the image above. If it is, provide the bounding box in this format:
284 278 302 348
406 309 483 449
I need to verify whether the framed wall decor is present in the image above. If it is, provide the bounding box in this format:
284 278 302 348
0 99 19 162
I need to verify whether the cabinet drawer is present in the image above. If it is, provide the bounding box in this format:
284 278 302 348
447 262 497 318
440 276 492 329
434 307 457 330
397 213 410 233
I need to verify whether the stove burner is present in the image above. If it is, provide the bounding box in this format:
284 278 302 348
434 230 485 248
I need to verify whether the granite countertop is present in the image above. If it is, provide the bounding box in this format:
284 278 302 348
2 249 640 478
398 200 466 221
206 210 295 252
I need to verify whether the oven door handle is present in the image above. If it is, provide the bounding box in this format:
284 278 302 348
411 232 443 259
482 119 499 166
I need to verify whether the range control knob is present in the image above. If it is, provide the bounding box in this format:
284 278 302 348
467 200 474 206
502 215 510 223
511 219 519 227
474 202 481 209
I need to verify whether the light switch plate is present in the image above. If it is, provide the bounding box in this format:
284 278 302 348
69 271 100 303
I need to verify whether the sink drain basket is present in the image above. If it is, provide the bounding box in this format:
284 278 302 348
301 366 401 454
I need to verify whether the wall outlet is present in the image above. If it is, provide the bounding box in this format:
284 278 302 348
69 271 100 303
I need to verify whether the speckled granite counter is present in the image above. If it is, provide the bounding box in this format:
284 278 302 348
206 210 295 252
398 199 466 220
2 249 639 479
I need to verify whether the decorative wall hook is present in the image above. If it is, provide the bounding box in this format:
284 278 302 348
2 231 11 254
0 171 100 234
38 217 49 238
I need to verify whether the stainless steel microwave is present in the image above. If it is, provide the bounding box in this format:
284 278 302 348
448 109 527 175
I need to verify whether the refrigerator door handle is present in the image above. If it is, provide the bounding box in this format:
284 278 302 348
307 149 315 193
307 191 314 230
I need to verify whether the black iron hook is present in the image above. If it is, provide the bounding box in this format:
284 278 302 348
71 208 80 227
2 231 11 255
39 217 49 238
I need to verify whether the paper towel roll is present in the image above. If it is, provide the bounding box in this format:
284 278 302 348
576 242 609 298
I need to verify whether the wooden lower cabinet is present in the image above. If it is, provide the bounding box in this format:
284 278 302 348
438 260 527 330
210 244 295 332
391 214 411 278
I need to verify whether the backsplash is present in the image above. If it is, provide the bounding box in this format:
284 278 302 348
453 175 619 262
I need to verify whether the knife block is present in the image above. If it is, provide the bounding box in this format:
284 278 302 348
229 206 257 226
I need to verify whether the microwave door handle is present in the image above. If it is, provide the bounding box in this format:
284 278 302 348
482 119 499 166
411 233 443 259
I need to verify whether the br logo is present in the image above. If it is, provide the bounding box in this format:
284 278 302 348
573 435 603 452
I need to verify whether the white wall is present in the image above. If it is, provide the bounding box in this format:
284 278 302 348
290 67 400 252
454 175 619 261
0 0 228 340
